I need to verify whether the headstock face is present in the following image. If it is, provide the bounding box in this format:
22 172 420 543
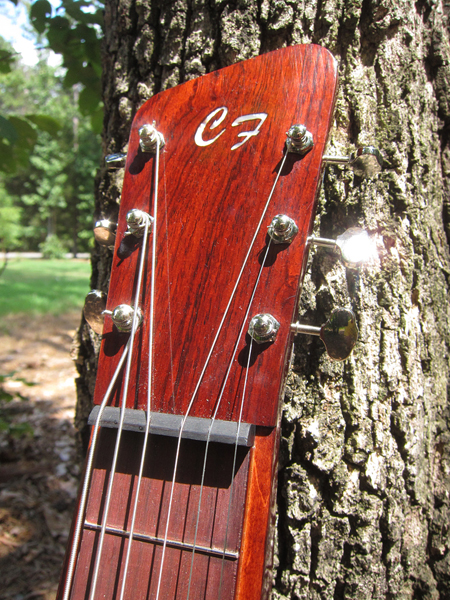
94 45 338 428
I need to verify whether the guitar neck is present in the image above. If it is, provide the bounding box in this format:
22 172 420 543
58 44 338 600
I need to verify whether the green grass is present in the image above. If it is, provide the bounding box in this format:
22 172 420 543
0 258 91 317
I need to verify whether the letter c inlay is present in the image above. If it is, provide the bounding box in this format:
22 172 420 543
194 107 228 147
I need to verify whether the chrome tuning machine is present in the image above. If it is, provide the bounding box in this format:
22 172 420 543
84 290 143 335
94 219 117 248
308 227 375 268
291 308 358 361
105 152 127 170
323 146 383 177
139 123 165 153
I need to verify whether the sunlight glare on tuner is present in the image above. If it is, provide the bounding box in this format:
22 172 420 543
335 227 377 267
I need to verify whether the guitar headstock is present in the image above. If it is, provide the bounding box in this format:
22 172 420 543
93 44 338 428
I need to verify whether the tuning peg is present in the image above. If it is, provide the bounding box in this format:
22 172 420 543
84 290 143 335
248 313 280 344
286 124 314 154
139 123 165 153
308 227 375 268
84 290 107 334
105 152 127 170
103 304 143 333
323 146 383 177
94 219 117 247
125 209 153 238
291 308 358 361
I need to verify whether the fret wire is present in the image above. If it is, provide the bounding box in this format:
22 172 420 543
155 150 288 600
186 240 273 600
89 216 151 600
62 340 131 600
218 337 254 600
119 136 161 600
83 521 239 559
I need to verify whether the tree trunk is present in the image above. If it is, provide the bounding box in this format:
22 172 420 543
75 0 450 597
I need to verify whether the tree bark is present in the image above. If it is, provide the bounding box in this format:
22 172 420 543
75 0 450 597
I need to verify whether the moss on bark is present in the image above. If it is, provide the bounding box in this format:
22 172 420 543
75 0 450 596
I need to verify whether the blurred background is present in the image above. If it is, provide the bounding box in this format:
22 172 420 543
0 0 102 597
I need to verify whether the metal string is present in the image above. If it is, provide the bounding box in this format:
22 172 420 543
88 216 151 600
218 336 254 600
62 339 131 600
186 240 272 600
154 150 288 600
119 136 161 600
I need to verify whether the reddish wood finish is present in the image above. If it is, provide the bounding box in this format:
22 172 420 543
59 45 338 600
69 431 250 600
94 44 337 427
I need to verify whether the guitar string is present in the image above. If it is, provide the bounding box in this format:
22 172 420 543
154 149 288 600
62 339 131 600
118 136 161 600
89 216 151 600
186 240 273 600
218 336 254 600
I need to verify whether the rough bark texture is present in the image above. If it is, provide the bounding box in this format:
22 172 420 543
75 0 450 597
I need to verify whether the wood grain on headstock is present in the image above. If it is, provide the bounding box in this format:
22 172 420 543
95 44 337 427
59 45 338 600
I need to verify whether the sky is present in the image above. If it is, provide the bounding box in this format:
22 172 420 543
0 0 61 66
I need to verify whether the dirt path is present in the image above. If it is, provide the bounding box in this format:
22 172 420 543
0 313 81 600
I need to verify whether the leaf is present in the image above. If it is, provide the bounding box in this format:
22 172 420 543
26 114 62 137
46 16 71 53
79 85 100 115
30 0 52 34
90 105 104 134
0 115 18 144
0 48 16 74
8 116 38 150
0 389 14 402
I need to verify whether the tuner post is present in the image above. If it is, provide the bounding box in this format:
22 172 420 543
139 123 165 153
103 304 143 333
248 314 280 344
125 209 153 238
268 214 298 244
286 124 314 155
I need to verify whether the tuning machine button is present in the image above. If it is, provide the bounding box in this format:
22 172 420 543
291 308 358 361
84 290 107 334
323 146 383 177
308 227 375 268
94 219 117 248
105 152 127 170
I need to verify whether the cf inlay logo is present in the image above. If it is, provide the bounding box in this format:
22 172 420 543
194 107 268 151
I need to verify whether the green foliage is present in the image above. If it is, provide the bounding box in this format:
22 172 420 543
0 38 63 173
0 372 34 438
0 258 91 316
30 0 104 131
0 57 101 253
0 190 22 250
39 234 67 258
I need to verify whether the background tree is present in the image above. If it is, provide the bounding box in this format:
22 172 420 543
73 0 450 598
0 40 101 254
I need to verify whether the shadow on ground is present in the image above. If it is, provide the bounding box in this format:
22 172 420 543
0 313 81 600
